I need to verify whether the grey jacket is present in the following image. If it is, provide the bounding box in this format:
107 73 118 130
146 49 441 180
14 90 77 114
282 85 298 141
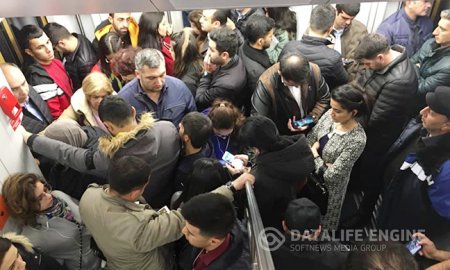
27 113 180 208
3 191 100 270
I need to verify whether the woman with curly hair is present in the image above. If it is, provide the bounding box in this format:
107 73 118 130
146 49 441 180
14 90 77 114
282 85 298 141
2 173 100 270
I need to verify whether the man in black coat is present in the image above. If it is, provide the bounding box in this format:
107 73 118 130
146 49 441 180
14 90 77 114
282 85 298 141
280 5 349 90
180 193 250 270
272 198 348 270
239 14 274 115
343 33 419 228
44 22 99 90
1 63 53 134
195 28 247 111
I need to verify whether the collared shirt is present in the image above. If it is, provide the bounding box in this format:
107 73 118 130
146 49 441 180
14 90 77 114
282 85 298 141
23 97 45 122
118 76 196 127
332 28 344 55
193 234 231 270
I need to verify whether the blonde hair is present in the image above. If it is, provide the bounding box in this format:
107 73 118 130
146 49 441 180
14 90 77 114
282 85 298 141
82 72 114 98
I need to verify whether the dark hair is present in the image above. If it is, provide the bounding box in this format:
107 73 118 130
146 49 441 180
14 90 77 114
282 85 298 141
265 7 297 40
108 156 151 195
98 32 124 76
138 12 164 50
0 237 12 265
279 52 310 85
2 173 47 226
238 116 291 152
113 46 141 77
98 96 133 127
188 10 208 42
208 99 245 131
209 28 238 58
331 84 370 118
310 5 336 34
336 3 361 16
19 25 44 51
344 241 419 270
177 158 231 207
211 10 228 26
43 22 71 46
181 193 236 238
245 15 275 44
181 112 212 148
354 33 390 60
172 29 203 78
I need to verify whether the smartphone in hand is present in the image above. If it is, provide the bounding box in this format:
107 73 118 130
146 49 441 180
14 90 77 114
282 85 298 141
292 115 314 128
405 237 422 255
222 151 244 170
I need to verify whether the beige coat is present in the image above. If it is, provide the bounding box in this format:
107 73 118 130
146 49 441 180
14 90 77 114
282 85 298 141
59 89 96 127
79 185 233 270
340 19 368 79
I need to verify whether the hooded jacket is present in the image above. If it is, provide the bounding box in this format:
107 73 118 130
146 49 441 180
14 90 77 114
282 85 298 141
252 135 315 230
3 191 100 270
27 113 180 208
92 17 139 52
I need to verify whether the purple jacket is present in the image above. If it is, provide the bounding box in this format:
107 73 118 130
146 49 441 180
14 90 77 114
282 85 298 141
377 8 433 57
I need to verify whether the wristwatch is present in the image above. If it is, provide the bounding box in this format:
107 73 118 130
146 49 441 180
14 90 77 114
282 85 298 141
225 181 237 193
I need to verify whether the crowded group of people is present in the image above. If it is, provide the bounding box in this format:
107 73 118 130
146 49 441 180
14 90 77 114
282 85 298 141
1 1 450 269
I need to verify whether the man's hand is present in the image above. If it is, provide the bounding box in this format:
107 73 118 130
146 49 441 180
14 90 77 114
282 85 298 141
16 125 32 143
232 172 255 191
288 117 308 132
203 54 217 74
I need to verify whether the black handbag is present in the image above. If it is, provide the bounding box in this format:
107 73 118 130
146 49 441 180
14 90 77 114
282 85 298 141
298 171 329 215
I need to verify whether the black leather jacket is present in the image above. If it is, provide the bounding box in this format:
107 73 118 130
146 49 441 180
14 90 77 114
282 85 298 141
64 33 99 90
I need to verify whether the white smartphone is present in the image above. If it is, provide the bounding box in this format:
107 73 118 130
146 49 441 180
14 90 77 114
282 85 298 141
222 151 244 170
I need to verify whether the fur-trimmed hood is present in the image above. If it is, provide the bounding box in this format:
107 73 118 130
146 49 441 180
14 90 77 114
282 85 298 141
98 113 155 158
3 232 34 252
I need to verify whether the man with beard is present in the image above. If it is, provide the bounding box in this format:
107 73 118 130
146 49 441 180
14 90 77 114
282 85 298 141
92 13 139 53
118 48 196 127
195 27 247 111
377 0 433 57
239 14 274 115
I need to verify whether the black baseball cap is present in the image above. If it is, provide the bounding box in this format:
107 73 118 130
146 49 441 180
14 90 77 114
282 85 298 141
426 86 450 119
285 198 321 232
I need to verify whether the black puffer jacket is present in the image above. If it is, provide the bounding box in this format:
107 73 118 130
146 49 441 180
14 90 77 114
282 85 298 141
280 37 349 90
64 33 99 90
252 135 314 230
356 45 418 153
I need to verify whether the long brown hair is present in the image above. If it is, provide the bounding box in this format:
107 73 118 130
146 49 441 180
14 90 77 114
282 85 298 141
2 173 44 226
172 28 203 78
